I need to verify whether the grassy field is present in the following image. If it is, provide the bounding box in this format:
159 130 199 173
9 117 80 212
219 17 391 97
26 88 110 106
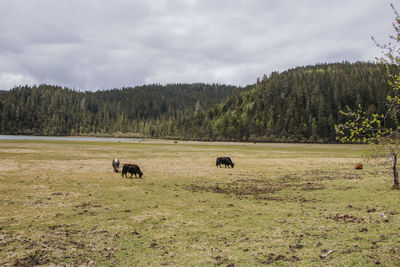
0 140 399 266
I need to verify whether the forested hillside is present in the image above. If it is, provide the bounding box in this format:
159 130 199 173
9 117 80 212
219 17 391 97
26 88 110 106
0 83 245 136
171 62 392 142
0 62 394 142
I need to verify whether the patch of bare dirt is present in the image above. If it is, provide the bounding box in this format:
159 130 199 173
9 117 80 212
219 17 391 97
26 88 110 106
1 224 116 266
325 214 365 223
185 171 329 201
258 252 302 264
341 174 362 180
186 179 286 199
300 182 326 191
12 249 52 266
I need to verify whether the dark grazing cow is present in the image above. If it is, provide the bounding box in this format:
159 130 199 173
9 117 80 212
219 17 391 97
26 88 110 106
112 158 120 172
216 157 235 168
122 163 143 178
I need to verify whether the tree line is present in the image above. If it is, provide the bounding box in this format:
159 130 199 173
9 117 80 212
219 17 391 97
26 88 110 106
0 62 394 142
0 83 246 137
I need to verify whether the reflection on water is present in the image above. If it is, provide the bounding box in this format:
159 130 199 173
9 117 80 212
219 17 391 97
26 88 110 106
0 135 140 142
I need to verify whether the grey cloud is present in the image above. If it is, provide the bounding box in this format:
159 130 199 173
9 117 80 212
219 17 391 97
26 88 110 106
0 0 396 90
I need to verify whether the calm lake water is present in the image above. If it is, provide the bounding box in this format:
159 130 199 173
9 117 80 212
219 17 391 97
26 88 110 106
0 135 141 142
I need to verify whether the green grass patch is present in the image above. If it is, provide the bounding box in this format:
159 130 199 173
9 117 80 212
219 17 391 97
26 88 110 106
0 140 399 266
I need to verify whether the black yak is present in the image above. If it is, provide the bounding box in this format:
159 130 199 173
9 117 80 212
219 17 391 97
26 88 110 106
122 164 143 178
216 157 235 168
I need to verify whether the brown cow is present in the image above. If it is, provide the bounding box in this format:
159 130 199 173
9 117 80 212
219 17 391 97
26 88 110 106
354 162 363 170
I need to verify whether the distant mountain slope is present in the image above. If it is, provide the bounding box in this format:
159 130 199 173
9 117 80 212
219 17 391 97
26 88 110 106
0 83 247 136
172 62 392 142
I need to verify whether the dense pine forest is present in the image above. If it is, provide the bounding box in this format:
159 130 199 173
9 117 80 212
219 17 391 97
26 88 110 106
0 83 246 137
0 62 393 142
173 62 392 142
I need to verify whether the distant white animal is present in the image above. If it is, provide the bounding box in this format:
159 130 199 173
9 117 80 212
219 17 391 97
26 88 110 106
112 158 120 172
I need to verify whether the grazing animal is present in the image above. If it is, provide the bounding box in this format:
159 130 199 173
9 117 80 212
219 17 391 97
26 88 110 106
122 163 143 178
354 162 363 170
112 158 120 172
216 157 235 168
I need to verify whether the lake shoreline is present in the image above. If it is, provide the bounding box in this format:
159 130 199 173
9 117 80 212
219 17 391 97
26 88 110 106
0 134 141 143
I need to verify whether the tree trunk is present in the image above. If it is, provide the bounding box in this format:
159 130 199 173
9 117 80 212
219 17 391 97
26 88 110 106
392 152 399 187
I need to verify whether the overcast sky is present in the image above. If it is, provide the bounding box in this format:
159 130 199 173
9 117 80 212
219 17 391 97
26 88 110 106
0 0 396 91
